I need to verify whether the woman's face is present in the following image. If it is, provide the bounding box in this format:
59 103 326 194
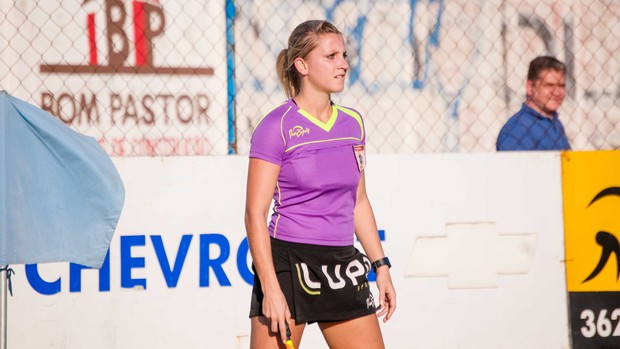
298 33 349 95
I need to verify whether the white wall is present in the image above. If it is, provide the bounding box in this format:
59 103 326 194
7 153 570 348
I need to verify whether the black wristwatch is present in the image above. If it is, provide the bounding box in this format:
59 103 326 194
371 257 391 272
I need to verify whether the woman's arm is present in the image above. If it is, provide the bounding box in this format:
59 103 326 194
354 172 397 322
244 158 291 339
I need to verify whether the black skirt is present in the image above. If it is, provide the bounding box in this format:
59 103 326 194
249 238 377 323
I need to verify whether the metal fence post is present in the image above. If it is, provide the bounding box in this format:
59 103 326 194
1 267 7 349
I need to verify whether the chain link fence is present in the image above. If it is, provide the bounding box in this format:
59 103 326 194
2 0 619 156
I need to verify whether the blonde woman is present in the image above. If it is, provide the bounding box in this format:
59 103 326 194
245 20 396 349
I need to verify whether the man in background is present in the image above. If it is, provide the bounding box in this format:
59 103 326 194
497 56 571 151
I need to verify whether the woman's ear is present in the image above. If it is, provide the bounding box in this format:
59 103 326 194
294 57 308 76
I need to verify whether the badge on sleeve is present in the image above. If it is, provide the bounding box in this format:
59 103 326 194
353 145 366 172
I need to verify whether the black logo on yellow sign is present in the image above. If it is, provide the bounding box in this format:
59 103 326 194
582 187 620 284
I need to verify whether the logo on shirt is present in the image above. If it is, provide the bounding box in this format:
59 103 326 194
353 145 366 172
289 125 310 138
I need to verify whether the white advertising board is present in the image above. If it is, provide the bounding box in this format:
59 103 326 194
7 153 570 348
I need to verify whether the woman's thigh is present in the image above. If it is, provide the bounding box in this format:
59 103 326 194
318 314 385 349
250 316 306 349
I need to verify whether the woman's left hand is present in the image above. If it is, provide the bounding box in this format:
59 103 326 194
374 268 396 322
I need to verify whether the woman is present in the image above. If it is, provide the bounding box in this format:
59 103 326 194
245 20 396 349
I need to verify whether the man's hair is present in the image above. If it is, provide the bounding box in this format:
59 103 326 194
527 56 566 81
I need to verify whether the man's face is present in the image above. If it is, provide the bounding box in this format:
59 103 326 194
526 69 566 118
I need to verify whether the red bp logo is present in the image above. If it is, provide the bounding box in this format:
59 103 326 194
35 0 222 156
41 0 212 75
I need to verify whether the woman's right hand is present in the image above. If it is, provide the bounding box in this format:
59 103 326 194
262 288 292 344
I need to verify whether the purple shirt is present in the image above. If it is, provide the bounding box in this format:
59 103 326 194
249 99 366 246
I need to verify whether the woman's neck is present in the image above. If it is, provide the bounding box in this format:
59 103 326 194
293 91 332 123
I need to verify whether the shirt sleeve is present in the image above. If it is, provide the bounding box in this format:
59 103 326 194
249 113 285 166
497 114 531 151
356 108 367 146
497 127 520 150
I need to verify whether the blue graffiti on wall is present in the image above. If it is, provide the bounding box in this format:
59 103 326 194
236 0 581 151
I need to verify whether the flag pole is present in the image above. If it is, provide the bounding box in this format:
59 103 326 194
0 266 7 349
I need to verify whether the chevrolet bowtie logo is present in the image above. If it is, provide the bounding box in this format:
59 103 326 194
405 222 537 289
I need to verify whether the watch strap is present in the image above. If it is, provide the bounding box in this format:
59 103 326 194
371 257 391 272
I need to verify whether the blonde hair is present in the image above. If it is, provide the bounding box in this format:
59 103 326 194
276 20 342 98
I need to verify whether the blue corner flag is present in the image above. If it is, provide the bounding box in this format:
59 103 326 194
0 91 125 269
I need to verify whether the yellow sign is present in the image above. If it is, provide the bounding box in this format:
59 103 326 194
562 150 620 292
